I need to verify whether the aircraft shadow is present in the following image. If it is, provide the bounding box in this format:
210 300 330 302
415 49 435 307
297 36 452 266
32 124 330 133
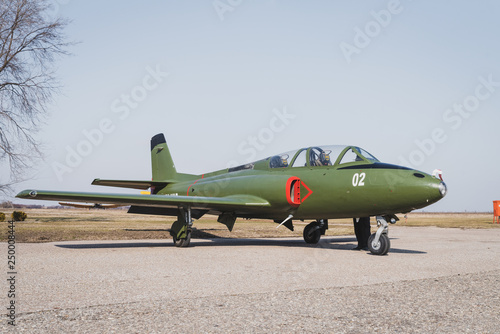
385 248 426 254
55 237 355 250
123 229 170 232
56 242 172 249
54 236 425 254
315 239 426 254
122 228 225 239
189 237 359 248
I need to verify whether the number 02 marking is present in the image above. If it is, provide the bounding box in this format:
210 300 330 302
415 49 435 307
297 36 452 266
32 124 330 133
352 172 366 187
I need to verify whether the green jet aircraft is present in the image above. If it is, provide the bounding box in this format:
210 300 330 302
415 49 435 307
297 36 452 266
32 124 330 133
17 133 447 255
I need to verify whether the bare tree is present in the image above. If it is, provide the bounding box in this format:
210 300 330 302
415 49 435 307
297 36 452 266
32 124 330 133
0 0 70 192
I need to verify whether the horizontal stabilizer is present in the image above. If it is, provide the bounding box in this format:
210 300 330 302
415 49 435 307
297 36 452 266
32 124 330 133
91 179 175 190
59 202 123 209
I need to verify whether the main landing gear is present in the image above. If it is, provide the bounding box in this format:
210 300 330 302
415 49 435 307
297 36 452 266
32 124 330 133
367 216 396 255
170 207 193 247
303 219 328 244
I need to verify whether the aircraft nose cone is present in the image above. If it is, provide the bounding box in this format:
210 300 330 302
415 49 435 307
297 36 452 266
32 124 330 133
405 171 447 210
424 179 447 207
438 182 447 198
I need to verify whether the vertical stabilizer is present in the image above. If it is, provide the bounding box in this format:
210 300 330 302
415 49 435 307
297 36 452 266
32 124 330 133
151 133 177 181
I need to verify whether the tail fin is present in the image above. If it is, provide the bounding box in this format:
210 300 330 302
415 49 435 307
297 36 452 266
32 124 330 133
151 133 177 181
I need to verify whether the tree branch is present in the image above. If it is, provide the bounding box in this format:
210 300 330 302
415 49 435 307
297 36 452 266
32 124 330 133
0 0 71 192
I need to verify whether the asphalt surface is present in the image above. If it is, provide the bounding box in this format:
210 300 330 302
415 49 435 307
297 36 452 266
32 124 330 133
2 226 500 333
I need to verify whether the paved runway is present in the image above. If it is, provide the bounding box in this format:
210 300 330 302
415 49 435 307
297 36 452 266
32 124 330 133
2 226 500 332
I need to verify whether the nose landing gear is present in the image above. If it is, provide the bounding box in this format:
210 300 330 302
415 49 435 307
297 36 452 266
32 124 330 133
368 233 390 255
367 216 396 255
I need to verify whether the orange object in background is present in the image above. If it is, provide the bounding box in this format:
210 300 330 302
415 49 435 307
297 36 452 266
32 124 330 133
494 201 500 224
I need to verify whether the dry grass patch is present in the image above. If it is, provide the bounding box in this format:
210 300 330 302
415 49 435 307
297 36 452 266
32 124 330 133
401 212 497 229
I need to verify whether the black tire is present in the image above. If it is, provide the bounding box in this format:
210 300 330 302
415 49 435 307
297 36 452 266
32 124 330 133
174 230 191 247
368 233 390 255
303 223 321 244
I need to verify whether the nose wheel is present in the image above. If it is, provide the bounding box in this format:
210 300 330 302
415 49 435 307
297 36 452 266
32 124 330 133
368 233 390 255
367 216 394 255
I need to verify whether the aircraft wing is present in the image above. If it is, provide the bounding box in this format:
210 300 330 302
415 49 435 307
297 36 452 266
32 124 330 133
16 189 270 212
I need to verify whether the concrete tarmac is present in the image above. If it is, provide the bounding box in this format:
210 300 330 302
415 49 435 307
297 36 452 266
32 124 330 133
2 226 500 332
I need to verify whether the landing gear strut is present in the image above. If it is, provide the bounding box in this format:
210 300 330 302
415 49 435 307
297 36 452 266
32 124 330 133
303 220 328 244
367 216 395 255
170 207 193 247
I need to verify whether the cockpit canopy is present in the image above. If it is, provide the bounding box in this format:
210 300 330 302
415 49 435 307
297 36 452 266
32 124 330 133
228 146 379 173
267 146 378 169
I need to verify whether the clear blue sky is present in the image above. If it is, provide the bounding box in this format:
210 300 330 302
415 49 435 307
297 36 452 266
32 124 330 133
6 0 500 212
